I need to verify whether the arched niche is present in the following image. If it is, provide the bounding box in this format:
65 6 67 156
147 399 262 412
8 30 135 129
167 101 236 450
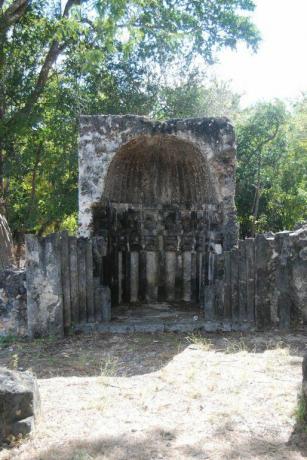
103 135 218 208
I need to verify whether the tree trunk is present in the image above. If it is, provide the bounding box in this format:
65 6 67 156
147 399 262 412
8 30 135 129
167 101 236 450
0 213 15 269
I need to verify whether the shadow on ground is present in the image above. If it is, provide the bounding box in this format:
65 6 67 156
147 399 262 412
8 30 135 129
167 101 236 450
20 426 307 460
0 331 306 379
288 418 307 458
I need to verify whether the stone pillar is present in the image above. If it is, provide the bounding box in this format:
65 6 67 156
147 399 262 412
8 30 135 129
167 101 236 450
275 231 292 328
255 234 275 330
302 354 307 415
291 226 307 324
118 251 123 304
130 251 139 303
183 251 192 302
165 251 176 301
146 251 158 301
26 233 64 338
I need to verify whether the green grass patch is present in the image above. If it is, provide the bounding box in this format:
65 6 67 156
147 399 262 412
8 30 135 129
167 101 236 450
294 392 307 428
0 334 18 349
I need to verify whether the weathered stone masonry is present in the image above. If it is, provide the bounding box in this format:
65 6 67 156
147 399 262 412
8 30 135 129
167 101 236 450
78 115 238 306
0 115 306 337
0 270 27 336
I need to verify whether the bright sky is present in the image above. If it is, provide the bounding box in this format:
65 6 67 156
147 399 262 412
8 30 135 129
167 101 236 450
212 0 307 107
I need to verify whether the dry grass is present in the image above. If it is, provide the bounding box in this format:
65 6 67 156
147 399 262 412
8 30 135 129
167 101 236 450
0 332 306 460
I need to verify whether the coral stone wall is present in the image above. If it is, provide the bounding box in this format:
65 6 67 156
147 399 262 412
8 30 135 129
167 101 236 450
78 115 238 249
78 115 238 305
0 270 27 336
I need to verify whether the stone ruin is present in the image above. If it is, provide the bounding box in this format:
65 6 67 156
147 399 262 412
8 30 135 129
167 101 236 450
0 367 40 442
0 115 306 337
78 115 238 306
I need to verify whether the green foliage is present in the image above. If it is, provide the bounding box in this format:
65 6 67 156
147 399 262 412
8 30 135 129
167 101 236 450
153 74 241 120
295 392 307 427
236 99 307 236
0 0 260 235
0 334 18 349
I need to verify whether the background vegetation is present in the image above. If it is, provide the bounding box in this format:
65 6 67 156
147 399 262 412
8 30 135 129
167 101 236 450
0 0 306 238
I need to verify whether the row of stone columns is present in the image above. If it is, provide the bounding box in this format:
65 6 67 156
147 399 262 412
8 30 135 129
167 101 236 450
115 249 203 304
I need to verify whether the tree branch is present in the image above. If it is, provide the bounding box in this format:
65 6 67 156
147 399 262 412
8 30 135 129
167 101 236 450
63 0 80 17
0 0 28 34
11 0 82 121
253 123 280 155
250 123 281 235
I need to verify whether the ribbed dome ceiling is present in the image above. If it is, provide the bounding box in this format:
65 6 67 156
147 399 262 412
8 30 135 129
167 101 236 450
104 135 217 207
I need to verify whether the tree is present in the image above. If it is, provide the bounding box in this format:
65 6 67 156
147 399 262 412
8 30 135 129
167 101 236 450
152 73 241 120
236 99 307 236
0 0 260 234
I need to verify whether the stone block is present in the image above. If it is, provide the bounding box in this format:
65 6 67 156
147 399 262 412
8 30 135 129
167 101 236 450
0 270 27 337
26 233 64 338
0 367 40 443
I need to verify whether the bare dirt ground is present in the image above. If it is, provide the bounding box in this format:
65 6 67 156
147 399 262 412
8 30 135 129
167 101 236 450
0 331 307 460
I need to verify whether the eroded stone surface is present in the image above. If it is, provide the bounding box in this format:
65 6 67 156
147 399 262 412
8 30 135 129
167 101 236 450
0 270 27 337
25 233 64 339
78 115 238 247
78 115 238 306
0 367 40 443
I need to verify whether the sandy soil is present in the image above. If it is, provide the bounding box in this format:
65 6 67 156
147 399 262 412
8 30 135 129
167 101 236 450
0 332 306 460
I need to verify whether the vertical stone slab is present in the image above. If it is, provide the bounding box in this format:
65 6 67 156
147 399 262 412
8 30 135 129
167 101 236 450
111 248 119 306
60 232 71 330
130 251 139 303
291 226 307 325
238 240 247 321
85 239 95 322
275 232 291 328
118 251 123 304
199 247 208 306
139 250 147 302
195 252 202 303
0 269 27 337
123 251 131 303
175 252 183 301
158 250 166 301
26 233 64 338
204 252 216 320
93 278 102 322
204 285 215 320
183 251 192 302
94 286 111 322
165 252 176 301
255 234 274 329
69 237 79 324
245 238 255 322
191 252 197 303
101 286 111 321
230 248 239 322
146 251 158 301
215 254 225 319
77 238 87 324
223 251 232 319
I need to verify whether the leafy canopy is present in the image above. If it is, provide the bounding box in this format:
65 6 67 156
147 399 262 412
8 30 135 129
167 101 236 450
0 0 260 234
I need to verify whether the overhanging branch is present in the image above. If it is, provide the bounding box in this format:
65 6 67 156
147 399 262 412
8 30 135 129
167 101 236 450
0 0 28 34
10 0 83 122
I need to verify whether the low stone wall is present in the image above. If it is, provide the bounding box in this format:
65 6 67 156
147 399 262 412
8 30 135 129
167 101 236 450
0 270 27 337
204 226 307 329
25 232 111 338
1 226 306 337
